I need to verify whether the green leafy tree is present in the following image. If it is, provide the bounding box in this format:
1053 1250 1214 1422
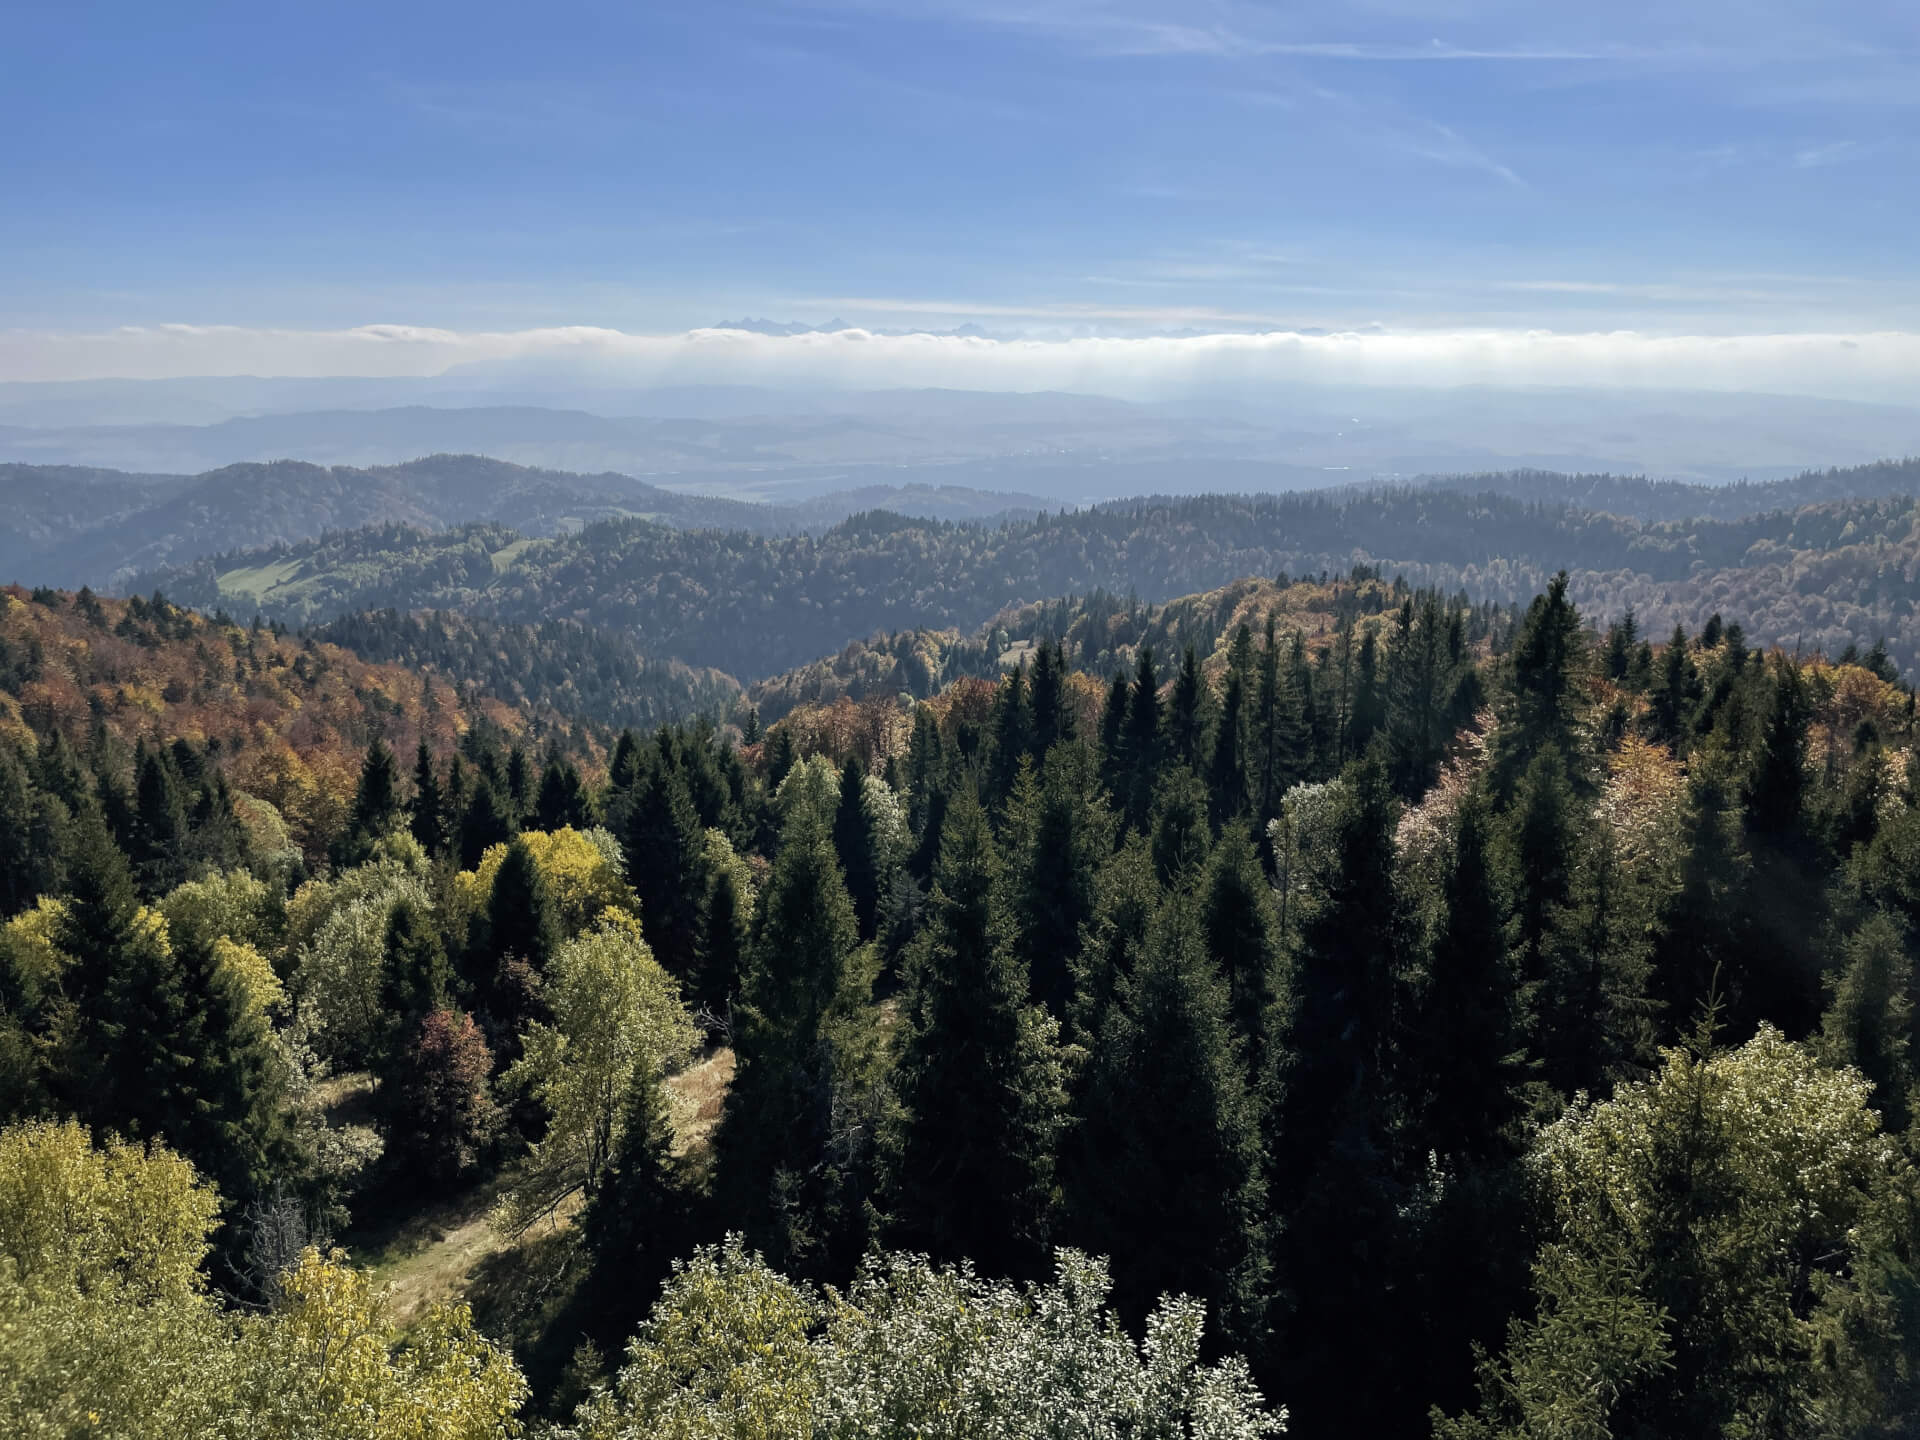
1439 1028 1920 1440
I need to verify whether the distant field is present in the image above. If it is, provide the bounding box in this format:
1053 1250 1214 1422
215 557 306 604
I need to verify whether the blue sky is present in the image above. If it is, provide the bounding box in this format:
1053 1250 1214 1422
3 0 1918 387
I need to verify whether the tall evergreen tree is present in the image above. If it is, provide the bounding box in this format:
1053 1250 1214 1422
882 788 1067 1278
694 860 750 1018
1069 896 1269 1350
1268 755 1407 1433
534 751 591 831
457 777 516 870
580 1058 686 1346
1818 911 1915 1134
127 744 187 898
987 663 1033 806
1029 640 1075 758
832 755 882 941
716 803 873 1277
1200 822 1280 1062
1411 794 1527 1164
410 742 445 856
344 739 402 858
1489 571 1585 799
1168 644 1208 772
1209 631 1253 826
1123 646 1164 832
622 757 706 977
1345 628 1386 761
1008 741 1112 1024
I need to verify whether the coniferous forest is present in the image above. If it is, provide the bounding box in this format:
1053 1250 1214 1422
4 564 1920 1439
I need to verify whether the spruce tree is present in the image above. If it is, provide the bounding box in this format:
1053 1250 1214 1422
831 755 881 941
0 745 45 917
1123 646 1163 833
1412 793 1527 1164
581 1058 686 1344
1200 821 1280 1061
1345 628 1386 760
715 802 872 1277
1489 571 1586 799
1267 755 1406 1433
345 739 402 857
380 897 450 1051
1148 767 1211 890
410 742 444 856
458 777 516 870
128 744 187 898
1168 644 1208 772
1209 639 1252 826
1008 741 1112 1024
59 815 286 1208
882 788 1067 1278
1029 640 1075 758
486 836 558 974
535 751 590 831
1819 911 1915 1133
694 860 750 1018
622 758 706 977
987 663 1033 806
1069 896 1269 1349
1098 671 1130 793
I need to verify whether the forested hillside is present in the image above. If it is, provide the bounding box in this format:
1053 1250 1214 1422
139 482 1920 679
5 571 1920 1437
1423 455 1920 522
0 454 775 589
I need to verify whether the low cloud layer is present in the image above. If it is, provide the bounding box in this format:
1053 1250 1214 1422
6 322 1920 405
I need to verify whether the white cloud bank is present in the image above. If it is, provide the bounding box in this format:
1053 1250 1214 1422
5 321 1920 404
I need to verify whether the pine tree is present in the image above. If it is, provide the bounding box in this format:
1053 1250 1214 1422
1008 741 1112 1024
987 663 1033 806
344 739 402 860
694 860 750 1018
1098 671 1131 793
1148 767 1211 890
410 742 444 856
458 777 516 870
882 788 1067 1278
1168 644 1208 772
716 803 872 1277
1209 632 1253 826
379 897 450 1052
1489 571 1585 799
1123 646 1163 833
1200 822 1280 1061
1029 640 1075 758
832 755 881 941
1346 628 1386 760
535 751 591 831
1818 912 1915 1133
127 744 187 898
580 1058 685 1345
1069 896 1269 1349
622 758 706 977
1411 793 1527 1164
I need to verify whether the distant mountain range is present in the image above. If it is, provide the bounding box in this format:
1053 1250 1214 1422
0 454 1057 590
5 382 1919 498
